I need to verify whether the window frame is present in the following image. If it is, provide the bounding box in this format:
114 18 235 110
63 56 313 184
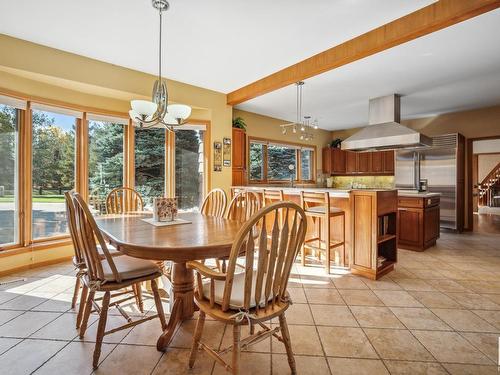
247 136 316 184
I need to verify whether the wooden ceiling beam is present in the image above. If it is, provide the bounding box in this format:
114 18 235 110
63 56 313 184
227 0 500 106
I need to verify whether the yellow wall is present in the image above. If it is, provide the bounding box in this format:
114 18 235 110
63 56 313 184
233 109 332 178
331 104 500 230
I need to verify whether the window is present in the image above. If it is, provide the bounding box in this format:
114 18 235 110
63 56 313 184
0 103 19 246
31 107 77 239
248 138 315 183
135 128 165 207
88 116 126 214
175 128 205 211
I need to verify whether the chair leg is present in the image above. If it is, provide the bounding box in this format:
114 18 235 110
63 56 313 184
189 311 206 368
135 283 144 313
232 324 241 375
76 284 89 329
151 278 167 330
325 214 331 274
301 244 306 266
71 275 81 309
279 313 297 375
93 291 110 369
79 290 95 338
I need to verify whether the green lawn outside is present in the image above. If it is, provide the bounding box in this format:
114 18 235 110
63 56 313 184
0 195 65 203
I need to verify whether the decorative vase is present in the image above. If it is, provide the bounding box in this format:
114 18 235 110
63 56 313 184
153 197 178 222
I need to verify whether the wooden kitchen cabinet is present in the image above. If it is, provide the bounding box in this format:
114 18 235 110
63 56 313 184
232 128 246 185
372 151 383 173
345 151 358 173
322 147 346 174
357 152 372 173
322 147 333 174
397 195 440 251
383 150 395 173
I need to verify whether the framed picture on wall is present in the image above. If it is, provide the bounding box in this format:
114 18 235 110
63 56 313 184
214 141 222 171
223 137 231 167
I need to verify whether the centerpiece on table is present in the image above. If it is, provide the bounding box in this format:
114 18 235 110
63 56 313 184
153 197 178 222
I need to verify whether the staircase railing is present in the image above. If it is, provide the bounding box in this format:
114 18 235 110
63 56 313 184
477 161 500 207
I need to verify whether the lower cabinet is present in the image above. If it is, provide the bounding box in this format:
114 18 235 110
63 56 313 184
397 196 440 251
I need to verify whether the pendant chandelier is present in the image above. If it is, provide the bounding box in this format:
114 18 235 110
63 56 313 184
280 81 318 141
129 0 191 131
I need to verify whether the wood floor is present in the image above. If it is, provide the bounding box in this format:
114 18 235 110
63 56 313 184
473 213 500 234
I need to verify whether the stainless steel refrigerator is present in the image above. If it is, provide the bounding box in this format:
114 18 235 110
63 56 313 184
395 134 464 231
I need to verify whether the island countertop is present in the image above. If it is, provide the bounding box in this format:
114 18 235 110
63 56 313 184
232 186 351 198
397 191 441 198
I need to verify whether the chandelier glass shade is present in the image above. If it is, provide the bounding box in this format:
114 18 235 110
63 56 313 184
129 0 191 130
280 81 318 141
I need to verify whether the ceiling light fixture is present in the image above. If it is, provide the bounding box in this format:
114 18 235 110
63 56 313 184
280 81 318 141
129 0 191 131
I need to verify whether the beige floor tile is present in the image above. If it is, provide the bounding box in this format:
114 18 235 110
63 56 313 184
338 289 384 306
472 309 500 329
443 363 499 375
409 269 446 280
446 292 500 310
460 332 500 363
212 352 271 375
332 276 368 290
31 313 94 341
0 309 24 325
457 280 500 294
373 290 423 307
426 279 471 293
304 288 344 305
480 293 500 305
389 307 451 331
170 319 225 350
350 306 405 329
31 292 73 312
411 330 492 364
383 360 447 374
394 278 436 291
287 287 307 304
0 311 61 338
34 341 115 374
0 292 56 310
0 337 21 355
93 344 162 375
272 324 323 355
152 348 214 375
327 358 389 375
431 308 498 333
310 305 358 327
299 275 335 289
0 291 21 304
121 317 166 346
0 338 67 374
363 277 403 291
408 291 462 308
283 303 315 325
317 326 377 358
273 354 330 375
364 328 434 361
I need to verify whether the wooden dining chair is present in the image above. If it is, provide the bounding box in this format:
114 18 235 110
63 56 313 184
71 192 167 368
225 191 261 222
200 188 227 217
187 201 307 375
64 192 145 327
106 187 144 214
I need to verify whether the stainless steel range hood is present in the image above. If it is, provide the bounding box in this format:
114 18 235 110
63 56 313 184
341 94 432 151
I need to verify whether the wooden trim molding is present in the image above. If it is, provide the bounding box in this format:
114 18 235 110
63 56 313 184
227 0 500 105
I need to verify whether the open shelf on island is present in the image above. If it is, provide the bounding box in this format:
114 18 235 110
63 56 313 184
377 234 396 244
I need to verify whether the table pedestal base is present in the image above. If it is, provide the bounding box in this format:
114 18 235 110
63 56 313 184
157 262 195 351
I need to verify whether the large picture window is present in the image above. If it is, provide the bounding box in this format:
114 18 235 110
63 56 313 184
88 115 126 214
135 127 165 207
248 138 315 183
31 106 78 239
175 128 205 211
0 103 20 246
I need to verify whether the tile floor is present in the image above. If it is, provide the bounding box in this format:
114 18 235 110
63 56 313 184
1 230 500 374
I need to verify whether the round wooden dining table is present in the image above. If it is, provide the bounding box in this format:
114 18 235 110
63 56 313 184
96 212 242 351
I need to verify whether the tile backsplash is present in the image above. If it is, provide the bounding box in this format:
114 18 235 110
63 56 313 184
330 176 395 189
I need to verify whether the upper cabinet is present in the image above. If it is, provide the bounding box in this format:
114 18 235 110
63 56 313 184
232 128 247 185
322 148 394 175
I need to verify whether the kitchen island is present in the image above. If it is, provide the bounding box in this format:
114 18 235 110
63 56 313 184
232 186 398 280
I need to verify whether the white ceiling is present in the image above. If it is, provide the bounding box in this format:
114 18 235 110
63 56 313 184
238 9 500 130
0 0 433 94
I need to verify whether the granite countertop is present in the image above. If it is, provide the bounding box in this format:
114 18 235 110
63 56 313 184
397 190 441 198
233 186 399 198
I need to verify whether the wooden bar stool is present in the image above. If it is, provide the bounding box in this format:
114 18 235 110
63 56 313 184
300 191 345 273
262 189 284 206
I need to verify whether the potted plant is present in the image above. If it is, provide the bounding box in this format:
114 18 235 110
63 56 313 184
232 117 247 131
330 138 342 148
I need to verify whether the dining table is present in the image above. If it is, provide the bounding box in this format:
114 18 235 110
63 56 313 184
95 211 242 351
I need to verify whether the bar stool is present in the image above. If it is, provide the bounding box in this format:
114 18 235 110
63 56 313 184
262 189 284 206
300 191 346 273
